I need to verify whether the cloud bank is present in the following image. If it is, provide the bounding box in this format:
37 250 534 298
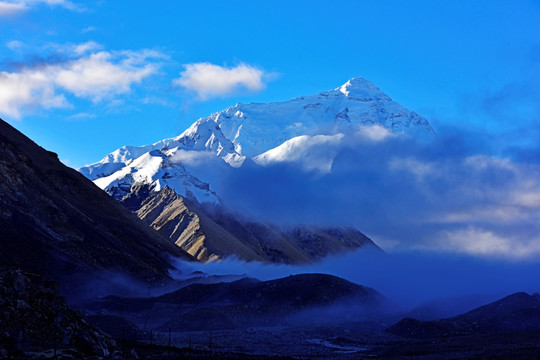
0 43 163 118
176 249 540 306
213 128 540 260
174 62 267 100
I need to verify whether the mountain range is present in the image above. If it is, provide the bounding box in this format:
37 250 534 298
79 77 434 263
2 83 540 358
86 273 390 332
0 115 386 357
80 77 434 203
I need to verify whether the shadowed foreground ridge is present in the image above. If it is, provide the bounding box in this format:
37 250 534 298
87 273 390 332
0 269 114 358
0 118 192 292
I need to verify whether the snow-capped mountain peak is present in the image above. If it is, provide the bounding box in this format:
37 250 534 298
79 77 435 204
338 77 386 98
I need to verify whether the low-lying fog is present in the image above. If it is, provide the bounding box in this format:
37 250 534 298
175 249 540 308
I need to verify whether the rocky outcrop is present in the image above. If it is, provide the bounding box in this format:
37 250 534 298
121 185 270 262
121 184 380 263
0 269 115 358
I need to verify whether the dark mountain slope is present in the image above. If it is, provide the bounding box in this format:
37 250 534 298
158 273 383 307
87 273 392 331
405 293 503 321
387 292 540 339
0 118 192 292
0 269 115 358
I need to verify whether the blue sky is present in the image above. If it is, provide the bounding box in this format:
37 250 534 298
1 0 538 168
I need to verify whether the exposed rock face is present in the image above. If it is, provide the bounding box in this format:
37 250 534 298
0 118 193 292
121 185 380 263
0 269 115 358
387 292 540 339
121 184 224 262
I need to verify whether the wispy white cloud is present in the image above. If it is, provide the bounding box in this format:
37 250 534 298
170 149 217 167
0 43 164 118
174 62 267 100
434 227 540 259
141 96 172 107
388 154 540 258
0 69 68 118
55 51 158 101
35 0 83 11
6 40 102 57
81 26 97 33
45 40 102 56
6 40 25 51
72 41 101 55
391 154 540 225
0 1 26 16
0 1 25 14
0 0 83 16
356 124 395 142
388 156 435 181
66 112 96 120
464 154 514 171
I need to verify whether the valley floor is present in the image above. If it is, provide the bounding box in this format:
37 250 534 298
114 325 540 360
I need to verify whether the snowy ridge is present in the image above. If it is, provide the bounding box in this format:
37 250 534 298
210 77 434 157
79 77 434 204
91 148 220 204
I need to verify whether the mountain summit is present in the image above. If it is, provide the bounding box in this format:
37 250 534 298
338 77 388 97
80 77 434 204
78 78 430 263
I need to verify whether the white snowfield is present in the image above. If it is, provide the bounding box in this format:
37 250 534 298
79 77 434 204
